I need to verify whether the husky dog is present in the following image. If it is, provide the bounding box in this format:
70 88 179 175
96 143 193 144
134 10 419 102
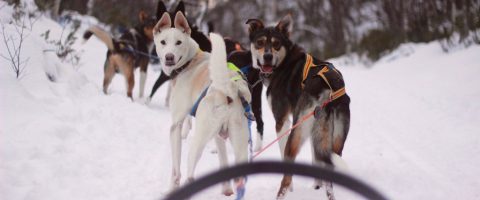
244 15 351 200
154 11 250 196
148 1 212 106
83 11 156 99
149 1 265 151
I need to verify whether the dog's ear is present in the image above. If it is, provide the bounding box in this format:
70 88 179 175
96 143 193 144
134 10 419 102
153 12 172 34
139 10 148 23
174 11 191 35
156 1 167 20
246 19 264 34
174 1 186 14
276 14 293 37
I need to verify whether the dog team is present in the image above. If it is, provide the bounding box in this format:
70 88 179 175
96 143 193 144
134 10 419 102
83 1 350 199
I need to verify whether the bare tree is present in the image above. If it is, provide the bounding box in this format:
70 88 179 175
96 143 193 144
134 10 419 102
0 3 36 79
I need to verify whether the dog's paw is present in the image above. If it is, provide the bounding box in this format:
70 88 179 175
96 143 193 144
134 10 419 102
276 188 288 200
313 179 322 190
144 96 152 105
222 184 234 196
254 133 263 152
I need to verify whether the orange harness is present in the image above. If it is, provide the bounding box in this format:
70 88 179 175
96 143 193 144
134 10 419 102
302 54 346 101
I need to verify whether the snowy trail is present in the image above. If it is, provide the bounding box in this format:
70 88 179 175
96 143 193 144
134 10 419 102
337 44 480 199
1 6 480 199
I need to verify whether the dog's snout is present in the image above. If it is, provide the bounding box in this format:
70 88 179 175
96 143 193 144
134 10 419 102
165 53 174 61
263 53 273 62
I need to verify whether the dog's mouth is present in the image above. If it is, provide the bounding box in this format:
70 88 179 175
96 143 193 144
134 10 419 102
165 56 182 67
165 61 175 67
257 59 274 74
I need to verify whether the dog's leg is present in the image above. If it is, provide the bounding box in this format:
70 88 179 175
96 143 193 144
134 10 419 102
138 61 148 98
332 103 350 156
275 113 291 159
181 116 191 139
311 145 323 189
125 67 134 99
312 109 336 200
115 55 135 99
170 121 183 189
214 136 233 196
139 70 147 98
228 112 249 197
268 95 291 158
277 98 313 199
165 83 172 107
186 106 221 188
103 56 116 95
251 84 264 152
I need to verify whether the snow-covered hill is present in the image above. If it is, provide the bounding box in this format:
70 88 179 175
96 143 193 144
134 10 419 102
1 2 480 200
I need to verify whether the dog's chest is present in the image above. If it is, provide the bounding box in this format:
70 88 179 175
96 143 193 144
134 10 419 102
169 65 210 114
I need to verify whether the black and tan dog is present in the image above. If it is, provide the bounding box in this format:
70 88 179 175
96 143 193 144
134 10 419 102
83 11 156 99
231 15 351 199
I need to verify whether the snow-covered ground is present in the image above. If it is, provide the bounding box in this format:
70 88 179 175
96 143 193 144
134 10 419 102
1 3 480 200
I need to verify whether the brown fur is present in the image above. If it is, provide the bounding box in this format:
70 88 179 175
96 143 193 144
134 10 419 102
84 11 156 99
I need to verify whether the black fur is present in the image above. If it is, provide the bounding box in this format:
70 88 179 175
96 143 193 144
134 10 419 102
246 16 351 199
82 31 93 41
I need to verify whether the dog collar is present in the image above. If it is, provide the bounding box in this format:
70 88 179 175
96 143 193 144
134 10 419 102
169 49 203 79
169 60 191 80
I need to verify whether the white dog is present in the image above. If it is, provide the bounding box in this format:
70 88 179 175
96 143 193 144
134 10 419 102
153 11 251 196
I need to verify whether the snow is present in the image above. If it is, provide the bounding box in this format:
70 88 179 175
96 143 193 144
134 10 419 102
1 3 480 200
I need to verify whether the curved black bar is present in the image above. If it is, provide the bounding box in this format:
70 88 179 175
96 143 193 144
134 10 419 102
163 161 387 200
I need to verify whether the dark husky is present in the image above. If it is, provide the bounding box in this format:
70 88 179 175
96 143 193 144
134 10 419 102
83 11 156 99
244 15 351 200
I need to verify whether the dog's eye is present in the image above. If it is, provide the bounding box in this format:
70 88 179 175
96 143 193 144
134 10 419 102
161 40 166 45
256 39 265 47
272 40 281 50
176 40 182 45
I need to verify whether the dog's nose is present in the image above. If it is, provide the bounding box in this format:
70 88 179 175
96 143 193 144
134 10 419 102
165 53 174 62
263 53 273 62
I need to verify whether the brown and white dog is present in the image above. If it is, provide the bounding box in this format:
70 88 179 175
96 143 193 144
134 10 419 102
83 11 156 99
153 11 251 196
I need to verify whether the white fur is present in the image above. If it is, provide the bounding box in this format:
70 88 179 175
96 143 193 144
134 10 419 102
154 28 199 76
250 41 287 73
254 131 263 152
187 33 250 192
154 16 250 192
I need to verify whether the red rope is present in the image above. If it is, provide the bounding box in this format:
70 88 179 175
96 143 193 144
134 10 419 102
252 99 331 159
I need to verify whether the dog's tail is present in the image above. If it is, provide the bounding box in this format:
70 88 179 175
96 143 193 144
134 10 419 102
208 33 230 93
209 33 251 102
83 26 115 50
